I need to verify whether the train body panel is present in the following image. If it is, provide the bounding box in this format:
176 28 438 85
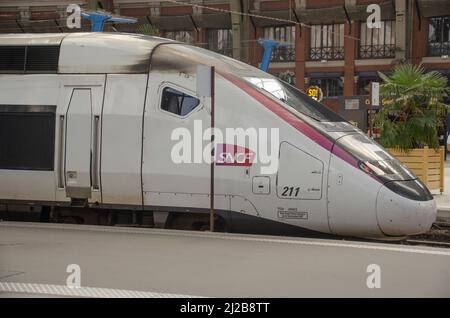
101 74 147 206
327 150 384 237
0 33 437 238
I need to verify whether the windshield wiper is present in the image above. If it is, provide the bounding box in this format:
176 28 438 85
298 111 321 122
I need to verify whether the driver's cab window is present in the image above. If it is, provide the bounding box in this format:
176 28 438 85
161 87 200 116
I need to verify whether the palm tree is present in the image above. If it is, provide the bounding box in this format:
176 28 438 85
374 64 449 151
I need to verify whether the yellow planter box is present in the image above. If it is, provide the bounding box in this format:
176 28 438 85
388 146 445 193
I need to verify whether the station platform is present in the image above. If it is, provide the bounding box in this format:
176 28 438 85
0 222 449 297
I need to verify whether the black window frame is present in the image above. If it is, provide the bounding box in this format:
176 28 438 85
310 24 345 61
359 20 396 59
428 16 450 57
159 86 201 117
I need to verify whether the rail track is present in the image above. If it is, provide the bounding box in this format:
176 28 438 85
404 239 450 248
402 221 450 248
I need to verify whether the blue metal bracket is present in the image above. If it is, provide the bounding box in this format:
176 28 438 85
81 11 137 32
257 39 291 72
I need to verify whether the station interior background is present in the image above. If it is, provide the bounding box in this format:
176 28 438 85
0 0 449 140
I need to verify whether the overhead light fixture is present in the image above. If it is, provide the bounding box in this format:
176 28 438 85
441 55 449 59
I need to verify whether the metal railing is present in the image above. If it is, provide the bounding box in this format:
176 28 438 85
271 46 295 62
359 44 395 59
428 42 450 57
310 46 344 60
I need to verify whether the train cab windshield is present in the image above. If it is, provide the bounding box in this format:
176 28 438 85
337 133 416 182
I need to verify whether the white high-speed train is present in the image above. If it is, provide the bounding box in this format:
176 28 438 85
0 33 436 239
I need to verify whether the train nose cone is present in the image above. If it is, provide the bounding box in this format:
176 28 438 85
376 179 436 236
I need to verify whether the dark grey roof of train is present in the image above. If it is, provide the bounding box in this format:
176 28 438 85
0 33 175 74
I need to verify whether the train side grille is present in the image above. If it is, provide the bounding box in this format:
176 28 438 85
0 46 26 72
0 45 59 73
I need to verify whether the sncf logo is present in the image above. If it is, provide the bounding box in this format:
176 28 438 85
216 144 256 166
170 120 279 174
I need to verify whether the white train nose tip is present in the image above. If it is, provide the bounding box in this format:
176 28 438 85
376 180 436 236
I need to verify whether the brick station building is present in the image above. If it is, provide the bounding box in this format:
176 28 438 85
0 0 449 129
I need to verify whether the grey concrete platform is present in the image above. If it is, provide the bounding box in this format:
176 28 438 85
0 222 449 298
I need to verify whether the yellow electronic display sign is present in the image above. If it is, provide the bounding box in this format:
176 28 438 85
307 86 323 102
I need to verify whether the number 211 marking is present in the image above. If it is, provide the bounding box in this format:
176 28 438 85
281 186 300 197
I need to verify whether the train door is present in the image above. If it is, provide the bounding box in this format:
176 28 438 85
65 88 93 200
55 77 105 204
142 72 230 213
142 74 209 202
100 74 147 207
